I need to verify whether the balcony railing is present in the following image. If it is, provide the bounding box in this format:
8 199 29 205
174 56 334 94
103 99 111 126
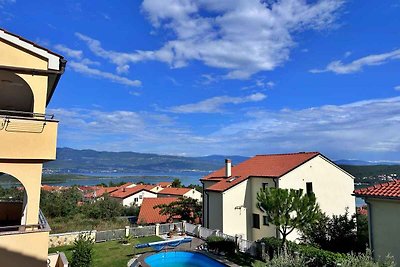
0 209 50 236
0 109 55 121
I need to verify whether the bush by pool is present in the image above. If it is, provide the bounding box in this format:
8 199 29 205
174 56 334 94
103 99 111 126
144 251 226 267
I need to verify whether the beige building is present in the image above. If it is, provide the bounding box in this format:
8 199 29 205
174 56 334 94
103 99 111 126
201 152 355 241
157 187 202 202
110 185 158 206
354 180 400 264
0 28 67 266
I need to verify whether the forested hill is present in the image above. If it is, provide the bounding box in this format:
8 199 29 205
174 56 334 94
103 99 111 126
340 165 400 179
44 147 249 173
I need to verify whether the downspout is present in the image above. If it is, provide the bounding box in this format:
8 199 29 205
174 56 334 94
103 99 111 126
204 190 210 228
366 200 374 258
273 178 280 238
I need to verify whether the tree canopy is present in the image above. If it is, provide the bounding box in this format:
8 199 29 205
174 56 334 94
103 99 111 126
257 187 321 248
155 197 202 223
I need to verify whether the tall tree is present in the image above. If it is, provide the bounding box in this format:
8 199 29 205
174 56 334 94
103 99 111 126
257 188 321 249
156 197 202 223
171 178 182 188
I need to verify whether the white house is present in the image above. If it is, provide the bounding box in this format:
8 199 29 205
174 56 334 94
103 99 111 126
157 187 202 202
110 184 157 206
201 152 355 241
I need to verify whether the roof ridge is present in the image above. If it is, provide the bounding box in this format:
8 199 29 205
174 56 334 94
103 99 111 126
255 152 320 157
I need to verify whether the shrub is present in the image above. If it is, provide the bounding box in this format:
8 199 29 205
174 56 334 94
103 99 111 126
265 253 306 267
206 236 236 255
339 250 395 267
71 233 94 267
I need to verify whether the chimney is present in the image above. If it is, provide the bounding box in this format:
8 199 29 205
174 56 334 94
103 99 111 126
225 159 232 177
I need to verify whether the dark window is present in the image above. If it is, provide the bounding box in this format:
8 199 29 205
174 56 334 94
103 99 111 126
263 216 269 226
262 182 268 190
306 182 313 195
253 214 260 229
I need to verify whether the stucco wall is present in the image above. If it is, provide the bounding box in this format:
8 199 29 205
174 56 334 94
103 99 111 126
222 180 250 239
0 40 48 70
207 191 223 230
368 198 400 264
183 189 202 201
0 230 49 267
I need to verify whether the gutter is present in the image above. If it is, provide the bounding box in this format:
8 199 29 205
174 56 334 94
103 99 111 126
47 58 67 105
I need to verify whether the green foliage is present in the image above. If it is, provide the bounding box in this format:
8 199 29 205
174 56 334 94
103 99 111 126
171 178 182 188
187 183 203 193
71 233 94 267
155 196 202 223
121 204 140 217
0 186 24 201
300 210 369 253
257 188 321 248
264 253 306 267
339 250 395 267
206 236 236 255
81 195 123 220
40 187 83 217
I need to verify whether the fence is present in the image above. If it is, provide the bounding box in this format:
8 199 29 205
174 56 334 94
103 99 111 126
129 225 156 237
95 229 126 242
183 222 259 258
159 222 183 234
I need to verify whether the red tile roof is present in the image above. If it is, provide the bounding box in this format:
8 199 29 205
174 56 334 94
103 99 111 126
157 182 172 188
41 185 67 192
138 197 179 224
354 180 400 199
202 152 320 192
84 187 119 199
110 185 156 199
158 187 191 196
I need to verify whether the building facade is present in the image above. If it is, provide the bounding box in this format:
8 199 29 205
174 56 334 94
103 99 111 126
201 152 355 241
0 28 67 266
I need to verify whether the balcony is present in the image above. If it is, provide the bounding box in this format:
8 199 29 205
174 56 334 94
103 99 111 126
0 201 52 267
0 110 58 160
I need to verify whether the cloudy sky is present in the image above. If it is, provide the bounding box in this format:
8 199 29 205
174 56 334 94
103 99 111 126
2 0 400 160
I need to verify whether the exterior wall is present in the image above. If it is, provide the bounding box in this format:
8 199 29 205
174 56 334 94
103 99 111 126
120 191 157 206
0 230 49 267
367 198 400 264
183 189 202 201
150 185 163 193
249 177 277 241
206 191 223 230
0 40 48 70
0 162 43 225
221 180 250 240
278 155 355 241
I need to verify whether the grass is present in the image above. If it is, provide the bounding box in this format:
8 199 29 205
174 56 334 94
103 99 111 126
227 252 266 267
48 214 128 233
49 236 162 267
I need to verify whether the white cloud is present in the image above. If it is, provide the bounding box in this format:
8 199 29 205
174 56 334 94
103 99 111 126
52 96 400 157
69 61 141 87
242 78 275 90
311 48 400 74
55 43 141 87
167 93 267 113
395 85 400 91
75 0 344 79
54 44 83 60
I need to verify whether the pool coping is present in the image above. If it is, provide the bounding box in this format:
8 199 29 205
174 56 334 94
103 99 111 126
131 250 240 267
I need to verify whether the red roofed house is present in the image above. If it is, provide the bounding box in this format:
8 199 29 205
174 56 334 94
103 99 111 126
137 197 179 225
110 184 157 206
201 152 355 241
157 187 202 201
84 186 119 200
354 180 400 263
157 182 172 188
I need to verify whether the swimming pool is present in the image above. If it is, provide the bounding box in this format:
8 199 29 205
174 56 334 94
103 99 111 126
144 251 226 267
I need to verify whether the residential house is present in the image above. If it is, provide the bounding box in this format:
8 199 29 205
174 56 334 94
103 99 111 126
157 182 172 188
0 28 68 266
158 187 202 201
354 180 400 263
84 186 119 200
110 184 158 206
137 197 179 224
201 152 355 241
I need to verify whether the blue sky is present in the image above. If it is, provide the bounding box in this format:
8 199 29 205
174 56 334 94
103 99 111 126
1 0 400 160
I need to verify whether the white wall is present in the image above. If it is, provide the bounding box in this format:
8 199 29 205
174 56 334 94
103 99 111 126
121 190 157 206
183 189 202 201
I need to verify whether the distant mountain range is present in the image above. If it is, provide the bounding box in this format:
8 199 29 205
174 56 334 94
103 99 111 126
44 147 249 173
44 148 400 175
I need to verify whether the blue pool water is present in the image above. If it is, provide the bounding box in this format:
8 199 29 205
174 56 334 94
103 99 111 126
144 251 226 267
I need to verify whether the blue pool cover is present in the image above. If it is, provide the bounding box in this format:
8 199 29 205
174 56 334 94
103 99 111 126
144 251 226 267
135 237 192 251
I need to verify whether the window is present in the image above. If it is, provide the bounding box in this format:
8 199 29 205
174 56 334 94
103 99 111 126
306 182 313 195
262 182 268 190
134 198 138 202
253 213 260 229
263 216 269 226
139 194 143 199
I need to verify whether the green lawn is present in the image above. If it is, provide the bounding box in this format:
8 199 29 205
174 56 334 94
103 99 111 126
49 236 163 267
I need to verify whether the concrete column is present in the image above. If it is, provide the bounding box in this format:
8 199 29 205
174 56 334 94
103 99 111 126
125 226 130 237
197 224 202 238
182 220 186 233
155 223 160 236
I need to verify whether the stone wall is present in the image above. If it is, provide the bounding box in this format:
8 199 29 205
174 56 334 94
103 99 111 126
49 231 96 248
